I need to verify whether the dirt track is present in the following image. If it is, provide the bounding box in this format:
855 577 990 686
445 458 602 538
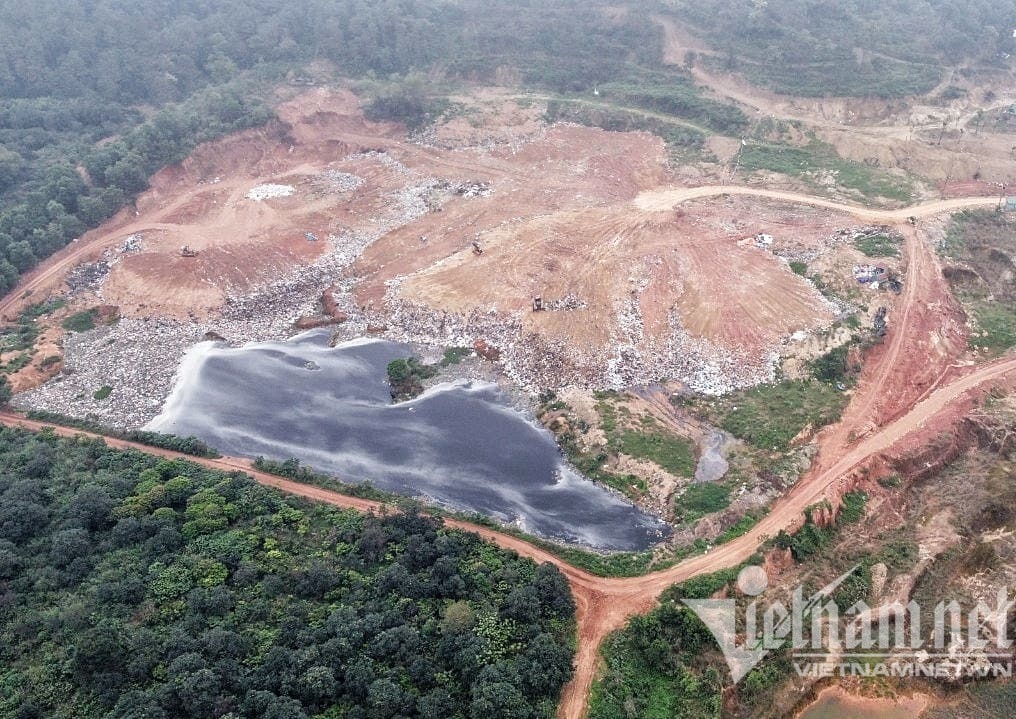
0 352 1011 717
0 87 1009 715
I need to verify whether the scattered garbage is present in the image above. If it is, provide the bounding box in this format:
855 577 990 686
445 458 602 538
245 184 295 201
122 234 143 253
873 306 888 337
312 170 364 195
853 264 886 283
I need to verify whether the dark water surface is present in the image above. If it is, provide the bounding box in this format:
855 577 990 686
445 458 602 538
149 330 669 550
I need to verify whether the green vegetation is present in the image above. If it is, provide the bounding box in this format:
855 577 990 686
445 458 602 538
878 474 903 489
594 74 749 135
789 260 808 276
25 410 224 459
716 511 762 544
676 483 730 522
92 384 113 400
540 395 697 504
968 303 1016 353
589 606 721 719
774 492 868 561
711 380 848 451
0 427 575 718
595 401 696 479
809 341 862 385
589 561 787 719
363 79 452 131
543 70 749 161
61 309 98 333
854 233 901 257
615 429 696 477
665 0 1015 97
255 454 705 578
739 140 916 202
923 682 1016 719
544 100 708 159
942 211 1016 354
386 357 439 401
440 346 473 366
0 300 65 360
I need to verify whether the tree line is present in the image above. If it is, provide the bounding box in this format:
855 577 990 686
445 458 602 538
0 427 575 718
0 1 668 297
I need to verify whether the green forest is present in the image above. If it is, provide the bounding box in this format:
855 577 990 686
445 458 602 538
0 427 575 719
1 0 1009 298
664 0 1016 96
0 0 663 298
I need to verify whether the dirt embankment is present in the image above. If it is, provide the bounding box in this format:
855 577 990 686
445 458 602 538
1 352 1010 719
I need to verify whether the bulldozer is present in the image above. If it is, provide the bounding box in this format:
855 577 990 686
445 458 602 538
180 245 199 257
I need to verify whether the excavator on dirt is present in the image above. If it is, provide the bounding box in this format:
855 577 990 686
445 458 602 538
471 241 483 256
180 245 199 258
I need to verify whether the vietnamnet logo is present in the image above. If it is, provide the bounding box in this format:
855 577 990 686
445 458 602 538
683 565 1015 683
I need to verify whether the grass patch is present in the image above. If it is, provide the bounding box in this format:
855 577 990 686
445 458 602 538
92 385 113 400
878 474 902 489
0 300 68 354
739 140 915 203
714 380 848 451
615 429 696 477
1 352 32 374
942 211 1016 355
854 233 901 257
809 341 862 385
439 346 472 366
789 260 808 276
774 491 867 561
62 309 97 333
967 302 1016 353
717 511 762 544
594 74 749 135
676 482 730 522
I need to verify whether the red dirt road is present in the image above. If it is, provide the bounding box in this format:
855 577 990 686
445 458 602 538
0 352 1011 718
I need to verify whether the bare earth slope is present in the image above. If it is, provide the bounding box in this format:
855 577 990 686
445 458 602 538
0 88 999 393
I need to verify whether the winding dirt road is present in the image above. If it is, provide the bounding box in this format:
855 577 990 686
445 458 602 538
0 351 1011 717
0 163 1008 717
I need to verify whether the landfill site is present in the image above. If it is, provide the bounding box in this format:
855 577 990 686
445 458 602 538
0 88 991 426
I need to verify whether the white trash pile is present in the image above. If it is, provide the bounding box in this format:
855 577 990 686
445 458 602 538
245 184 295 201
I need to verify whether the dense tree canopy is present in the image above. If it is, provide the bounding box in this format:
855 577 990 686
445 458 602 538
664 0 1016 96
0 0 664 297
0 427 575 718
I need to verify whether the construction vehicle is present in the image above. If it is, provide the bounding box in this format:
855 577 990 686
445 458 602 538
180 245 199 257
471 241 483 256
532 296 544 311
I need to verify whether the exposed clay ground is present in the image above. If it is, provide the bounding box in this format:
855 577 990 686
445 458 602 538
0 49 1012 719
2 87 999 401
657 16 1016 186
